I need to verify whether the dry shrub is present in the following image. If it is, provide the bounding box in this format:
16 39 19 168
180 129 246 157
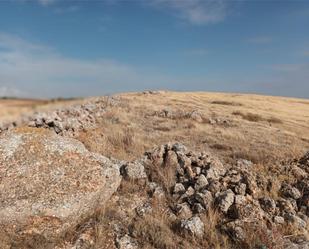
210 143 232 151
200 209 230 249
211 100 242 106
93 203 125 249
231 150 269 164
154 126 171 132
145 159 177 195
243 224 285 249
132 214 176 249
267 116 283 124
232 111 264 122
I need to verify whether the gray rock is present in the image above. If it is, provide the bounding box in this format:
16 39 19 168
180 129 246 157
194 174 209 191
116 235 139 249
216 189 235 213
176 202 193 219
195 191 213 210
259 197 276 214
122 161 147 180
174 183 186 194
172 143 187 153
234 183 247 195
193 203 206 214
281 184 302 200
181 216 204 238
274 216 285 224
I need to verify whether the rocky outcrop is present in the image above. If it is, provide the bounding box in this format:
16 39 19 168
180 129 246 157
142 143 309 247
0 128 121 248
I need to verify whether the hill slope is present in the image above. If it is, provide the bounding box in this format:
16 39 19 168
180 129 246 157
0 91 308 249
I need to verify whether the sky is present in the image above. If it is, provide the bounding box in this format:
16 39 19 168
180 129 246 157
0 0 309 98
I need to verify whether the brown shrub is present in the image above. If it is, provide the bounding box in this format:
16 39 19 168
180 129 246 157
232 111 264 122
211 100 242 106
267 116 283 124
132 215 176 249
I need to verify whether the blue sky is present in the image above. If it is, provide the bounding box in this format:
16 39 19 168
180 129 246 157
0 0 309 98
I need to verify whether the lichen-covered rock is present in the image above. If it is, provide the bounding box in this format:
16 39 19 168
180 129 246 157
259 197 277 214
176 202 193 219
116 235 139 249
122 161 147 180
194 174 209 190
216 189 235 213
180 216 204 238
195 191 213 211
281 183 302 200
0 128 121 248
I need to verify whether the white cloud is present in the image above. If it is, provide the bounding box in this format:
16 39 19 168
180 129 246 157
247 36 272 44
0 86 26 97
150 0 228 25
0 32 174 97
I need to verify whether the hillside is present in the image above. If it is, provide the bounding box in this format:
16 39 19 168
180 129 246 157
0 91 308 249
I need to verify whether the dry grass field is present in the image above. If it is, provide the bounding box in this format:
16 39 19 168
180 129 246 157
0 97 79 123
2 91 309 165
1 91 309 249
76 91 309 165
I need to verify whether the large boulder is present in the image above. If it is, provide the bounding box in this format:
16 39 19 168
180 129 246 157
0 128 121 248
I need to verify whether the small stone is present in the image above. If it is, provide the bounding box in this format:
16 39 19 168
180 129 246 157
136 202 152 217
205 166 226 181
185 186 195 196
194 167 201 175
281 184 302 200
236 159 253 168
172 143 187 153
116 235 139 249
180 216 204 238
259 197 276 214
274 216 285 224
222 220 246 243
122 161 147 180
216 189 235 213
193 203 206 214
174 183 186 194
176 202 193 219
195 191 213 210
234 183 247 195
152 186 165 200
284 213 307 229
208 180 221 194
194 174 208 191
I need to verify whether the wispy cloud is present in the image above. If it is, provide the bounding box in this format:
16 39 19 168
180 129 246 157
150 0 228 25
0 86 26 97
271 63 304 72
247 36 272 44
302 50 309 57
0 32 178 97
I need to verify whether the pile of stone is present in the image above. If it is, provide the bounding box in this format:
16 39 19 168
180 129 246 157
150 108 205 122
141 143 309 247
0 96 121 136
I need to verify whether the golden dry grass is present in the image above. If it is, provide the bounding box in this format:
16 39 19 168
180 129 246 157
77 91 309 165
0 98 78 124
